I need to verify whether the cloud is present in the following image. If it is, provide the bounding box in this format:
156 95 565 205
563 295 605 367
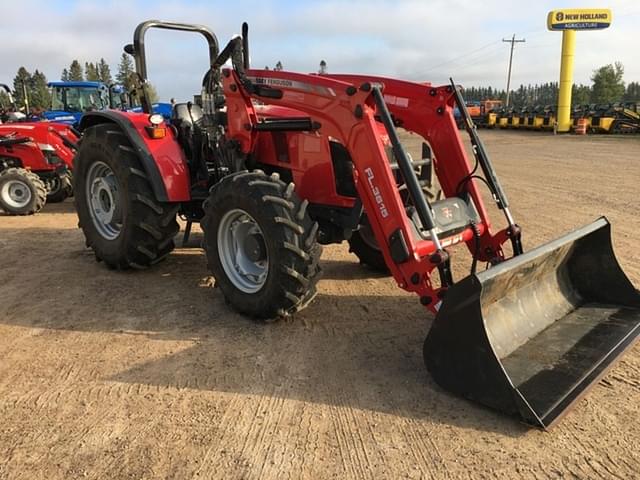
1 0 637 101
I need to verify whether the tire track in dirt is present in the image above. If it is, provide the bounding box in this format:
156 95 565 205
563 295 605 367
191 392 254 477
251 389 329 480
559 420 629 480
234 391 288 478
292 404 322 478
266 398 304 478
400 416 451 479
327 400 365 479
343 406 377 477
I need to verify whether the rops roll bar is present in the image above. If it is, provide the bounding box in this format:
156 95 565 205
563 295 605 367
123 20 220 113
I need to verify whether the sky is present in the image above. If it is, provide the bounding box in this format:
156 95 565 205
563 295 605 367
3 0 638 102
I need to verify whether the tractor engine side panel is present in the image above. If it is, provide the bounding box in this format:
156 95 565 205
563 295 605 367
253 130 355 209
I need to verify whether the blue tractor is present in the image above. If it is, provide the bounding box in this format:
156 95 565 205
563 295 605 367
45 81 110 125
45 81 172 127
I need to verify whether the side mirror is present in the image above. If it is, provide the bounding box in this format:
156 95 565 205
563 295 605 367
124 44 136 55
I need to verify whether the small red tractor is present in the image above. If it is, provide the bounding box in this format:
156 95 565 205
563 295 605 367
0 85 78 215
73 21 640 429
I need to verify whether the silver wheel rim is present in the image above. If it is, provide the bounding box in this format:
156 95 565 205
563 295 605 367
217 209 269 293
1 179 32 208
86 161 122 240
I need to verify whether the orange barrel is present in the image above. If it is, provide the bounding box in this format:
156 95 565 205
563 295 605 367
574 118 587 135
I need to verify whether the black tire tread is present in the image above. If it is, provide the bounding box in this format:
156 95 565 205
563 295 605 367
348 228 390 273
202 170 322 320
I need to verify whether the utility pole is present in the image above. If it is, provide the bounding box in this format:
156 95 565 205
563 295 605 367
503 34 525 107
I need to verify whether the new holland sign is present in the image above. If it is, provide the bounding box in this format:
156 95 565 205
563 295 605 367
548 8 613 132
547 9 612 31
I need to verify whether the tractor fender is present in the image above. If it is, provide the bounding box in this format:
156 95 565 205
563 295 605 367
79 111 190 202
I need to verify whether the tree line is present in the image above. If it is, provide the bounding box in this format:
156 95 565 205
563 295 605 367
463 62 638 108
3 58 637 112
2 53 153 111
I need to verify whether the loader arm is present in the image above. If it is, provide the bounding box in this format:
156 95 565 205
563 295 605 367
323 74 513 262
222 69 510 311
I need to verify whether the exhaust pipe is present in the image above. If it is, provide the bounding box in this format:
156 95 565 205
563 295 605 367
424 217 640 429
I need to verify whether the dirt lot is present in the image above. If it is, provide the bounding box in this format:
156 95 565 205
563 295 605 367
1 130 639 479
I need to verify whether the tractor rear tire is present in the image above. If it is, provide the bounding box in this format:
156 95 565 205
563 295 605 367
348 220 390 273
73 124 180 269
202 170 322 319
0 167 47 215
349 177 442 275
45 171 73 203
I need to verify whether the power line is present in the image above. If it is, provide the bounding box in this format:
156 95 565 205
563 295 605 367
458 46 507 67
503 34 525 107
423 39 502 71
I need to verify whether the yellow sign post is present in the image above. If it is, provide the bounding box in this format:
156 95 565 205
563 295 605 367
547 9 612 132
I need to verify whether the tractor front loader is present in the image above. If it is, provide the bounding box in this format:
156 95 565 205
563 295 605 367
72 20 640 429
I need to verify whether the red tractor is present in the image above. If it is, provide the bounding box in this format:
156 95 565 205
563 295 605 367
0 85 78 215
73 21 640 429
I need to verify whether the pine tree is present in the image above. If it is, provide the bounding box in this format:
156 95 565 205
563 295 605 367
274 61 283 71
0 90 10 109
85 62 100 81
30 70 51 109
116 53 135 90
318 60 327 74
69 60 84 81
61 68 69 81
572 84 591 107
13 67 32 110
114 53 161 104
624 82 640 102
98 58 113 85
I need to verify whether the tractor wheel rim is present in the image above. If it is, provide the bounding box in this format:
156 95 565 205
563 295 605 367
217 209 269 293
48 175 61 194
86 161 122 240
1 179 32 208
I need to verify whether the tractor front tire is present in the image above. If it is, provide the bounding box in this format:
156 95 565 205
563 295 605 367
45 171 73 203
73 124 179 269
202 171 322 319
0 167 47 215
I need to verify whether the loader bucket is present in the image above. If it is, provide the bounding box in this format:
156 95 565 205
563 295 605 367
424 217 640 429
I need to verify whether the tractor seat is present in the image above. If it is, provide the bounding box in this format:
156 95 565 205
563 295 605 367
171 103 203 127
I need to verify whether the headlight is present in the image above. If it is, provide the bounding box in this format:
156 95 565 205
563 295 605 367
148 113 164 125
37 143 55 152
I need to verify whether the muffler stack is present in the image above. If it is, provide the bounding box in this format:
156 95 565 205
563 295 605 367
424 217 640 428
